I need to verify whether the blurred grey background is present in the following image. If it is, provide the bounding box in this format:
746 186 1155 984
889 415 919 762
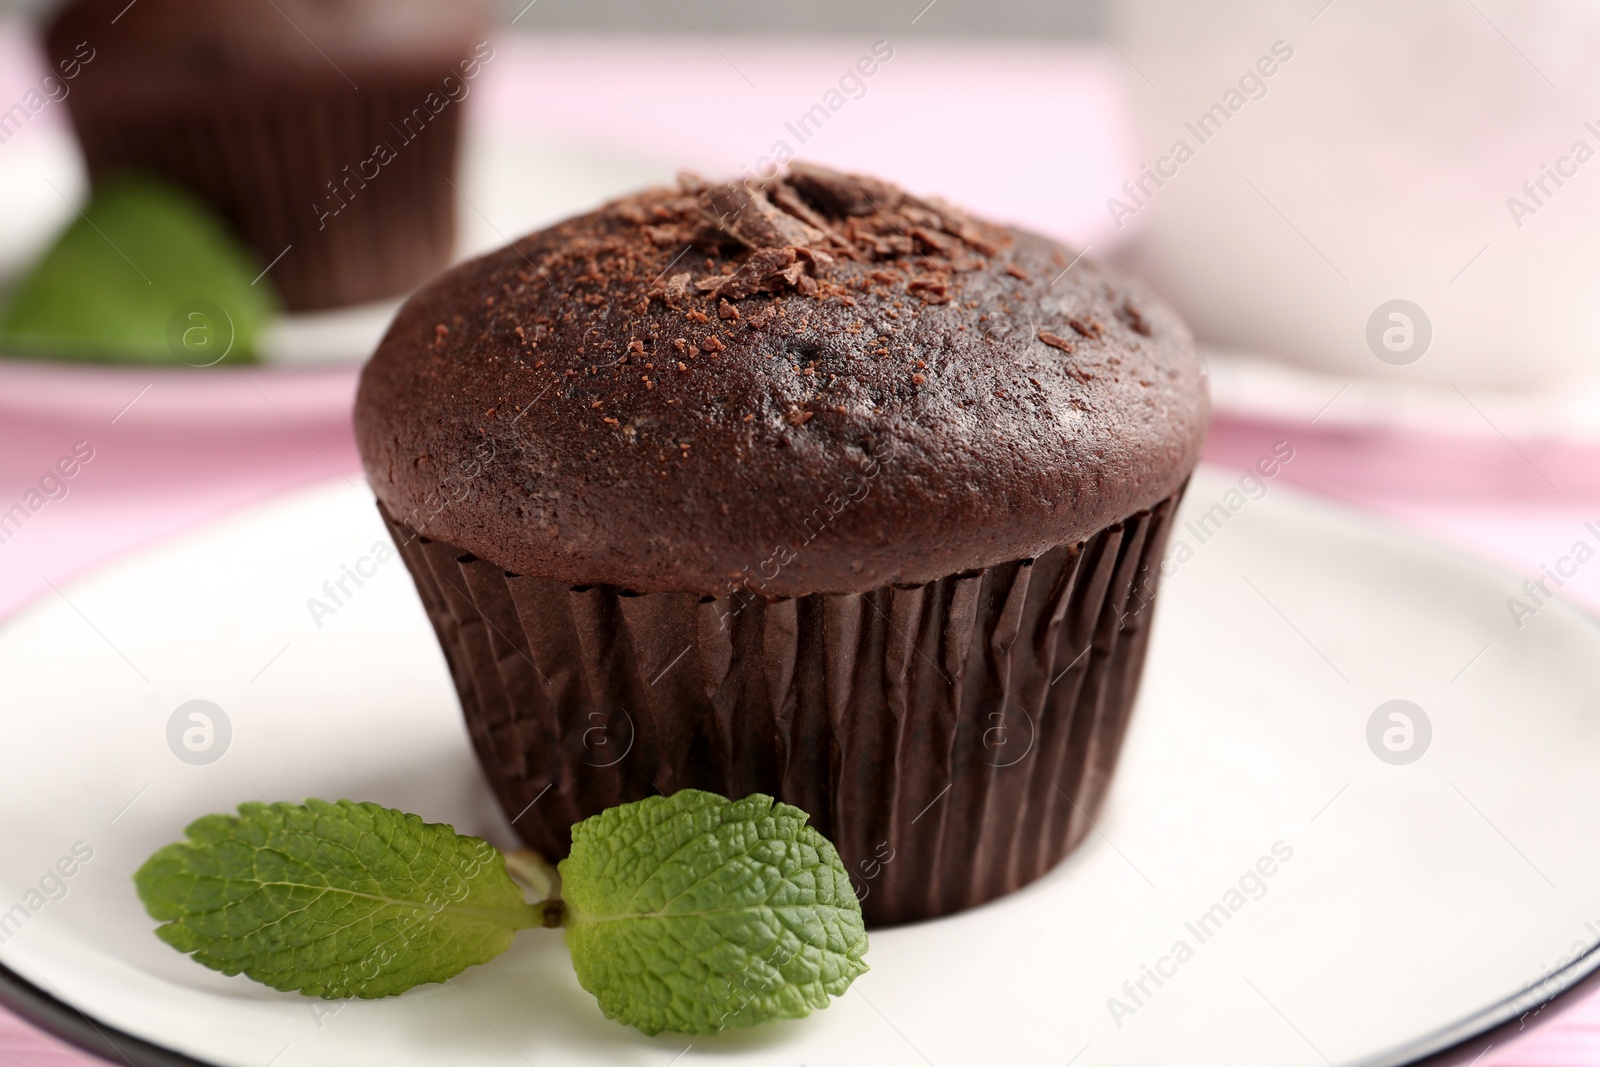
0 0 1106 37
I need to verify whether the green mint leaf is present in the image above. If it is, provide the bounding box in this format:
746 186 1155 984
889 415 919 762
134 799 540 998
559 790 869 1036
0 175 275 364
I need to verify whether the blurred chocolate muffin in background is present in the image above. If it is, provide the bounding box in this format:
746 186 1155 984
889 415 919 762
44 0 491 311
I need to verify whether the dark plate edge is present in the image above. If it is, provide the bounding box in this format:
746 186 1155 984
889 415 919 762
0 958 210 1067
1363 938 1600 1067
6 937 1600 1067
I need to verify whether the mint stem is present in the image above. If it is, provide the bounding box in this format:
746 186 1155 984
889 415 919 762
489 903 550 931
502 848 562 903
502 849 568 928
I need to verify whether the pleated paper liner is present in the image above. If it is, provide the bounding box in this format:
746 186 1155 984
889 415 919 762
382 488 1182 927
66 76 461 311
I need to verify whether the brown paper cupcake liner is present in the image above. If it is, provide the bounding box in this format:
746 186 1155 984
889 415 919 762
66 78 461 311
381 487 1182 927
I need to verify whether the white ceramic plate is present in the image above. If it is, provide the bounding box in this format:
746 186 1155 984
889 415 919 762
0 125 671 374
0 468 1596 1067
1202 348 1600 445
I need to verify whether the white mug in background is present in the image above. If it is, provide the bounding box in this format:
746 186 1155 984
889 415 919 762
1109 0 1600 391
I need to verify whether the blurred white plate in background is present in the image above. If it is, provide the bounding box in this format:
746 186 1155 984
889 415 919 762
1205 349 1600 442
0 121 671 371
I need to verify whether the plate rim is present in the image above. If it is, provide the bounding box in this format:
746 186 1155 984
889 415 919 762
4 472 1600 1067
0 958 209 1067
9 945 1600 1067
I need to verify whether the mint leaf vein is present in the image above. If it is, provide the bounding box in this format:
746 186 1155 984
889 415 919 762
559 791 869 1035
134 799 540 998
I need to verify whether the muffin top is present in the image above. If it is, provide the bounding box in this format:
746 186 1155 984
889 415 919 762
46 0 488 87
355 165 1208 598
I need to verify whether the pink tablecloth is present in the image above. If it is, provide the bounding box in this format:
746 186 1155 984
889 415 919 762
4 28 1600 1067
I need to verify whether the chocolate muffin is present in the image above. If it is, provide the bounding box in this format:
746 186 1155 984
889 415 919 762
45 0 490 311
355 165 1208 926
